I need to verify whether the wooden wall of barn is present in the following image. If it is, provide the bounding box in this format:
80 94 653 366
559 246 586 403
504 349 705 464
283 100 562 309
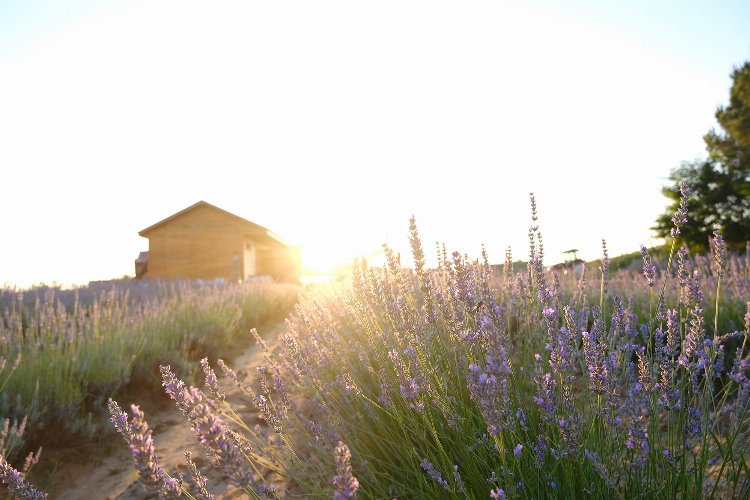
143 204 299 282
145 205 246 281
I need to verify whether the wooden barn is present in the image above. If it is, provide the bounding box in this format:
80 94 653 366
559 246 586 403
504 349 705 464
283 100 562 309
135 201 300 283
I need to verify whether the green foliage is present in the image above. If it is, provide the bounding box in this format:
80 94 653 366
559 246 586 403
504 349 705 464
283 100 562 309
655 61 750 250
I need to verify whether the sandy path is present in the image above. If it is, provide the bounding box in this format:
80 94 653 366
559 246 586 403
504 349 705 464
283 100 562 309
47 326 285 499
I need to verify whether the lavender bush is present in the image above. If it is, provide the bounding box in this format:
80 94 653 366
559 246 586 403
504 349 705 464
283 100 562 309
9 188 750 498
103 188 748 498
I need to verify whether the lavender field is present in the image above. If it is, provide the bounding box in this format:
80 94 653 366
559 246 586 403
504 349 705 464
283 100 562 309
0 280 299 495
3 191 750 499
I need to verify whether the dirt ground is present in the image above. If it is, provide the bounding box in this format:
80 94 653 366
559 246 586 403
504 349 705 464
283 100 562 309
43 326 287 499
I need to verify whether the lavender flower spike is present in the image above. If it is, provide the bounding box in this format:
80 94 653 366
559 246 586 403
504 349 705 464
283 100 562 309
420 459 450 491
184 451 215 500
600 239 610 293
159 365 259 493
107 399 181 498
490 487 506 499
333 441 360 499
711 231 726 278
0 455 47 499
671 181 691 237
200 357 224 401
640 245 657 288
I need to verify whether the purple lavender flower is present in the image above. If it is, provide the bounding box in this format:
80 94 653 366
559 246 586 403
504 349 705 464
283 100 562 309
333 441 359 499
409 216 431 299
254 394 281 431
582 330 608 395
714 345 726 375
273 368 295 419
485 346 512 377
516 408 527 428
679 308 707 370
468 364 510 435
400 378 420 400
533 366 557 418
533 435 547 463
489 487 506 499
657 366 682 411
636 346 652 393
256 365 272 396
460 329 480 343
503 246 513 285
532 254 553 305
665 310 680 358
389 349 427 409
0 455 46 500
688 270 705 308
547 326 575 375
160 366 263 494
676 249 691 308
639 245 657 287
529 193 540 250
670 181 691 237
107 399 181 498
453 465 465 493
184 451 215 500
542 307 556 321
600 239 610 293
685 406 702 443
419 459 450 491
711 231 727 278
200 357 224 401
555 412 584 460
513 444 523 457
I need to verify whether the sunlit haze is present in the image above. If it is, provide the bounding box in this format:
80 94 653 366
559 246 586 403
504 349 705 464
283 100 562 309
1 0 749 287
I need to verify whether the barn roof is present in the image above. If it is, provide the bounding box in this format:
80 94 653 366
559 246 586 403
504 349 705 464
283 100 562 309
138 201 290 247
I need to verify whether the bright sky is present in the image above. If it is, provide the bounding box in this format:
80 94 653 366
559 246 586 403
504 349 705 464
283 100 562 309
1 0 749 287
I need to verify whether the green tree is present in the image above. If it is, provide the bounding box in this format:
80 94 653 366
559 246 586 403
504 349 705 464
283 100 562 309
654 61 750 250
